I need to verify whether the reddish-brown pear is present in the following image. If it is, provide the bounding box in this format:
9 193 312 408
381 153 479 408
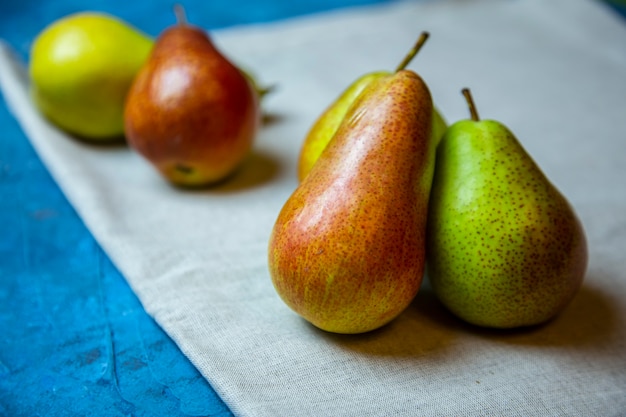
124 9 260 186
268 70 436 334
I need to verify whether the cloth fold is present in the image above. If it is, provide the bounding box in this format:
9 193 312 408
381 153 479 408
1 0 625 415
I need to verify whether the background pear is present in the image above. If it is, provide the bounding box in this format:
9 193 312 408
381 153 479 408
426 89 588 329
29 12 153 140
124 7 260 186
268 70 435 334
297 32 447 181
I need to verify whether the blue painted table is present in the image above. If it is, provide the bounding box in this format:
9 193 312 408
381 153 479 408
1 1 624 416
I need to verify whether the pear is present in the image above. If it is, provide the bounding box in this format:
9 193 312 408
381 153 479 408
426 88 588 329
124 7 260 187
29 12 153 140
297 72 382 181
268 69 436 334
297 32 447 181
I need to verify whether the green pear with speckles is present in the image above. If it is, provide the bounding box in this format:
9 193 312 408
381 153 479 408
426 88 588 329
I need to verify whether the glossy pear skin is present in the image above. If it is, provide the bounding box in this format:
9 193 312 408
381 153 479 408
297 72 384 181
30 13 153 139
124 25 259 186
269 70 435 334
297 73 447 181
426 120 588 328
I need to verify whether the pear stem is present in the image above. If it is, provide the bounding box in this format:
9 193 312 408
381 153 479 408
394 31 430 72
462 88 480 121
174 4 188 25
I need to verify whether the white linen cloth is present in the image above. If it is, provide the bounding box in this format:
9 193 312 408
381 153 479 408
1 0 625 415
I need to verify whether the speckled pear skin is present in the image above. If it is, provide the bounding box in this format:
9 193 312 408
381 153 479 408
426 120 588 329
268 70 435 334
297 73 447 182
297 72 385 181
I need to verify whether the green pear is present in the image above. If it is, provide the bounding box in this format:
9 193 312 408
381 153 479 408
268 69 436 334
297 32 447 181
29 12 153 140
426 88 588 329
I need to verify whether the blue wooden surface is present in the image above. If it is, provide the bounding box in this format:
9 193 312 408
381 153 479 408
0 1 624 416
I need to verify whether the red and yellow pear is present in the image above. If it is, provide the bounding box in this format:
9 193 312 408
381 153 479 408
268 68 437 334
124 7 260 186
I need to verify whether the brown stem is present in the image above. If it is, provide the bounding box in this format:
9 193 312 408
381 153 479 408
462 88 480 121
174 4 188 25
394 31 430 72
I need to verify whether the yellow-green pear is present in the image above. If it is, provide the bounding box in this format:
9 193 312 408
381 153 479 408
297 32 447 181
268 69 436 334
426 89 588 329
29 12 153 140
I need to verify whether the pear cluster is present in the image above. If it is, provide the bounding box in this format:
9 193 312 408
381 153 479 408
268 36 588 333
27 13 588 334
29 9 265 187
